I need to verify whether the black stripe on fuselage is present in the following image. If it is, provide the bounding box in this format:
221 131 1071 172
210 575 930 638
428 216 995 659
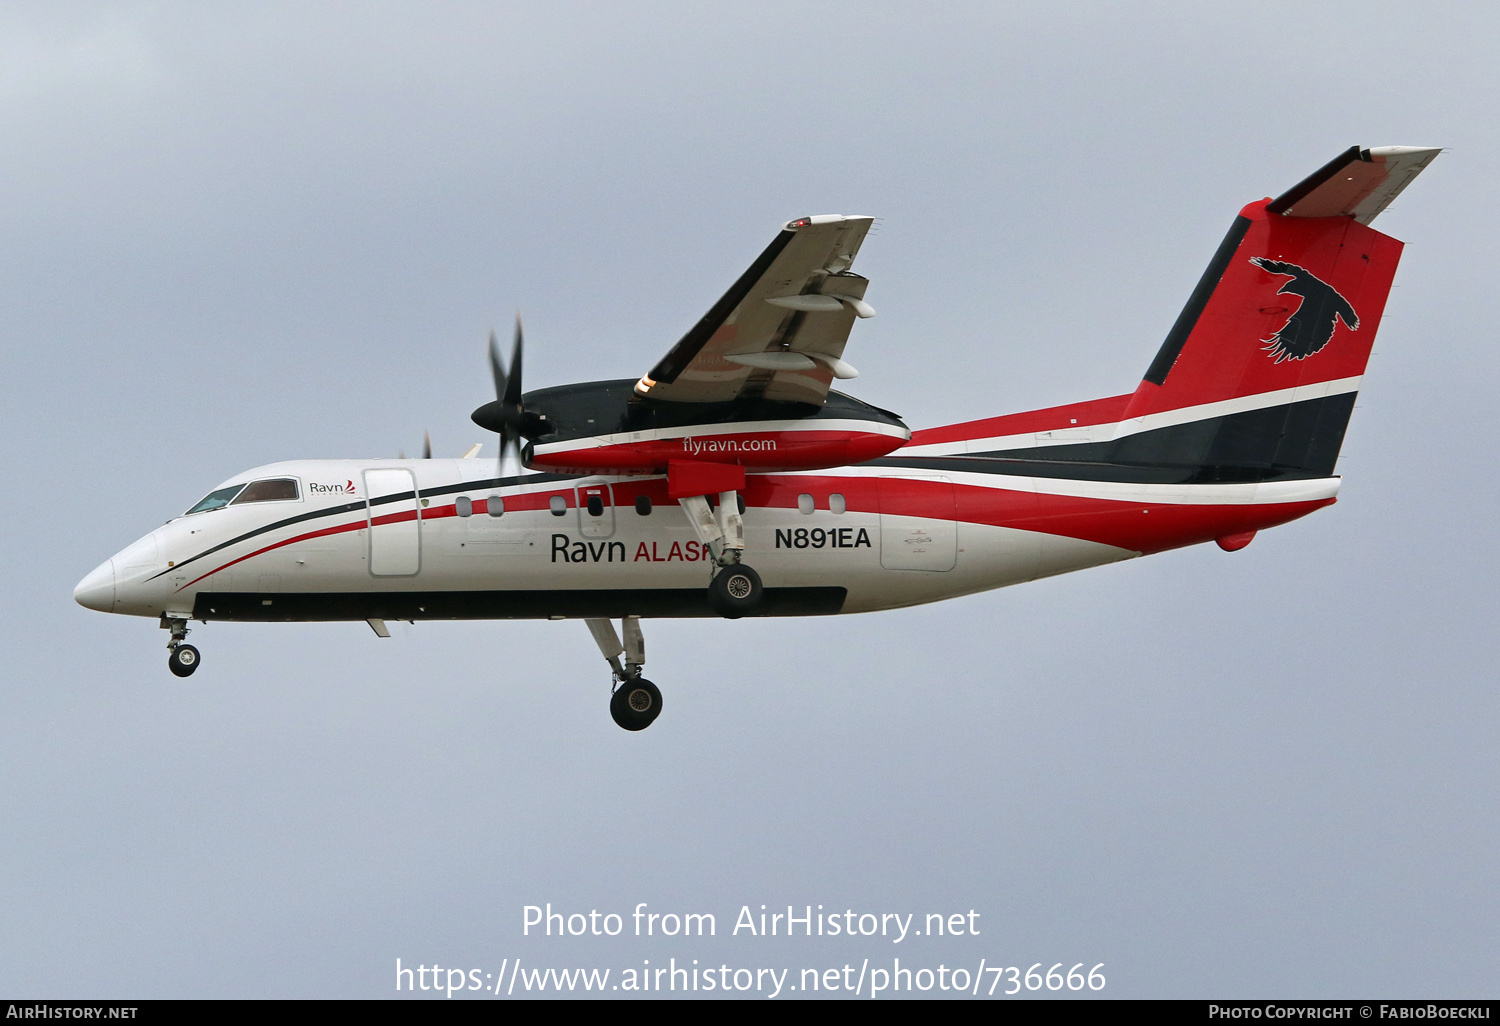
192 586 848 621
166 392 1353 582
873 392 1357 485
153 471 577 580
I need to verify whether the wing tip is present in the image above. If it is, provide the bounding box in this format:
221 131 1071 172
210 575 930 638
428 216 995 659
1363 145 1443 161
784 214 876 230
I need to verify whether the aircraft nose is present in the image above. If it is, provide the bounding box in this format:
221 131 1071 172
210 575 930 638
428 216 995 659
74 559 116 613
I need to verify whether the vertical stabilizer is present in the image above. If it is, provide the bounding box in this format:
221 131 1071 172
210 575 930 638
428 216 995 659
1112 146 1438 476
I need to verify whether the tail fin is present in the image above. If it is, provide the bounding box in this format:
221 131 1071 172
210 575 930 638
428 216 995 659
1115 145 1440 477
899 147 1438 484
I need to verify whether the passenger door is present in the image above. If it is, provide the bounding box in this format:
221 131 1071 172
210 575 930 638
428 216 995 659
364 468 421 576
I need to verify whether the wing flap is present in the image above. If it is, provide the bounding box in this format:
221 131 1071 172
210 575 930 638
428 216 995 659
636 215 875 406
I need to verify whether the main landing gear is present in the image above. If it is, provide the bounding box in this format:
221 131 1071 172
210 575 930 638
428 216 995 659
708 562 763 617
162 615 201 677
587 616 662 731
678 489 764 618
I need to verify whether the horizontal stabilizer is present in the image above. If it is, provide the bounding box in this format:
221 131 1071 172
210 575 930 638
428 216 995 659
1268 145 1441 224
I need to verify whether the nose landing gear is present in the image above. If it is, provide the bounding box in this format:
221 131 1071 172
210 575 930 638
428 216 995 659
168 644 201 677
586 616 662 730
162 615 201 677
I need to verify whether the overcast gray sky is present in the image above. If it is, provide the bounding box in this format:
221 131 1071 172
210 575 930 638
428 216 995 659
3 1 1496 999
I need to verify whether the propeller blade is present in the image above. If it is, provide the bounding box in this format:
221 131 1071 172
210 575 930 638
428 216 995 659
477 318 531 479
499 433 523 478
505 314 524 408
488 328 507 401
422 431 432 460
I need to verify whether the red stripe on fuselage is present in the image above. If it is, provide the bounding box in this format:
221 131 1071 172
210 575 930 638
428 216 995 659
178 474 1331 590
178 516 368 591
603 474 1330 554
955 485 1333 553
908 394 1133 447
743 474 1331 554
177 489 578 590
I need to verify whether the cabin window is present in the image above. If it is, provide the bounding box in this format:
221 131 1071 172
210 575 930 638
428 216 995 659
829 493 846 514
635 495 652 516
549 495 567 516
231 478 300 504
455 496 472 517
586 495 604 517
797 493 815 515
185 484 245 515
486 495 505 517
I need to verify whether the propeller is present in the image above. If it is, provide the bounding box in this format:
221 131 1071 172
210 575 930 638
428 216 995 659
400 431 433 460
473 315 529 477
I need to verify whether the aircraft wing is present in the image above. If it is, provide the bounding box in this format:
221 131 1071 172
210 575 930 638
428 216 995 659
633 214 876 407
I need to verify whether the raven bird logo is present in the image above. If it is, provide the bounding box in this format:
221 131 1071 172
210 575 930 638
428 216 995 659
1249 257 1360 363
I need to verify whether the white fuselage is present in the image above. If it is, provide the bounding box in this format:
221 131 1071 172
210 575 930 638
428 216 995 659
78 458 1148 623
76 450 1344 628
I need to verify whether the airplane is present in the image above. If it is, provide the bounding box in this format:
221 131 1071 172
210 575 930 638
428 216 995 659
74 145 1441 730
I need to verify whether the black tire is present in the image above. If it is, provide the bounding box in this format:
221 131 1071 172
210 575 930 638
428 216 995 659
610 677 662 731
708 563 763 618
168 644 200 678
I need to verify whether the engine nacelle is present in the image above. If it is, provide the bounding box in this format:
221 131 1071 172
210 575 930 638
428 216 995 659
528 419 909 475
475 378 910 476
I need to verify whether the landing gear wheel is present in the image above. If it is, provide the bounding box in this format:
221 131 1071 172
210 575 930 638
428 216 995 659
708 563 763 618
168 644 200 678
610 677 662 731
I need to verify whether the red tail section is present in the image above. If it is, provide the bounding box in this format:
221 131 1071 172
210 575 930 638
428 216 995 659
1125 198 1403 422
905 147 1438 483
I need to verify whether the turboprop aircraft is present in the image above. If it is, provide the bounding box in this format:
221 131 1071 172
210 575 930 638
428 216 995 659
75 145 1440 730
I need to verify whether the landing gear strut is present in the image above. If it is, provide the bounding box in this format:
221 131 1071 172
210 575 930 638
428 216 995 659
679 489 764 618
587 616 661 731
162 615 201 678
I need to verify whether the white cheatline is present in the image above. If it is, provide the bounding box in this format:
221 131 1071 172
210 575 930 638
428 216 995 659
532 417 911 456
783 462 1342 507
1109 375 1362 440
901 376 1362 456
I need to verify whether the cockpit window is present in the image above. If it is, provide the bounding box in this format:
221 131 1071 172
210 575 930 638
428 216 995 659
231 478 300 504
185 484 246 515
